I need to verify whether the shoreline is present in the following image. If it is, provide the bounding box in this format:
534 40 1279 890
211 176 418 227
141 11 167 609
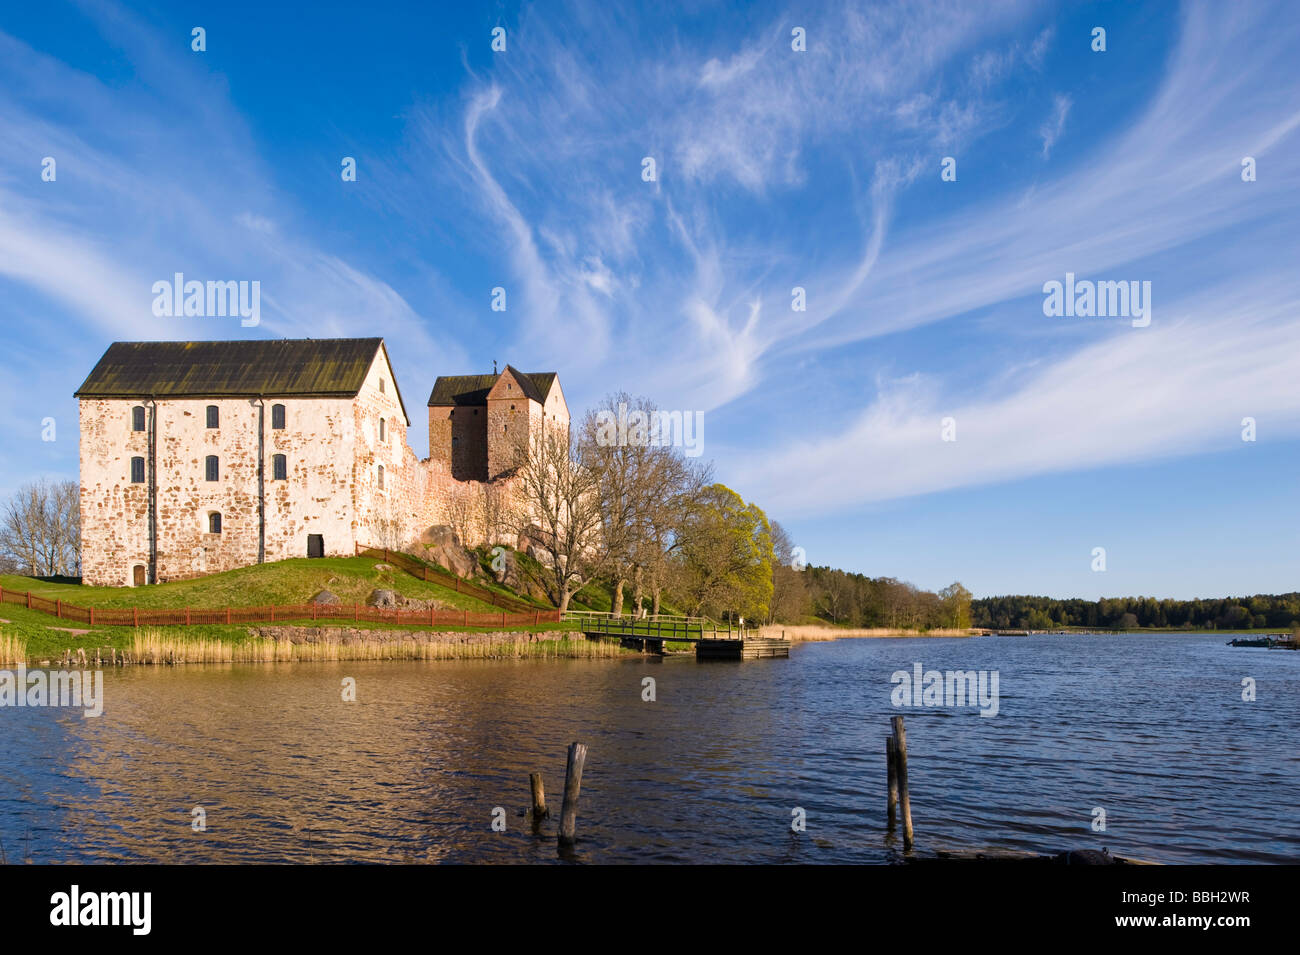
757 624 975 643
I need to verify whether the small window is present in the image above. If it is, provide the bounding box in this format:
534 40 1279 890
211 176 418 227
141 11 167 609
377 464 385 489
379 418 386 442
510 404 515 410
130 456 145 483
379 378 386 394
271 404 285 430
132 406 145 431
206 405 219 429
273 454 287 480
208 512 222 534
205 455 219 481
452 436 459 446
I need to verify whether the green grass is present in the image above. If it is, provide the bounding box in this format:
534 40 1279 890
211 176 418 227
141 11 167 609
0 556 503 613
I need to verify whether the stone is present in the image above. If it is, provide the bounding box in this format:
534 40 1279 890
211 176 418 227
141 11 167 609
418 525 479 579
367 589 400 609
311 590 340 605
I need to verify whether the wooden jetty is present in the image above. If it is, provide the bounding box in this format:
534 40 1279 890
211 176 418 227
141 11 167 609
695 636 791 660
566 611 790 660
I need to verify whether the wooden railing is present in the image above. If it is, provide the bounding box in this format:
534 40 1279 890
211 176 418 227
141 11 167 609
564 610 742 642
0 584 561 630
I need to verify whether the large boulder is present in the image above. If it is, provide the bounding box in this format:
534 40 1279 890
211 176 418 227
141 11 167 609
311 590 340 606
418 525 479 579
367 589 400 609
490 546 523 590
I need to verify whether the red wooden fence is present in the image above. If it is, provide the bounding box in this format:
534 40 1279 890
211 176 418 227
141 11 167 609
0 584 558 630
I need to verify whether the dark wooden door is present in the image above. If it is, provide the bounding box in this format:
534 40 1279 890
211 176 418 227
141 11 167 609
133 565 146 586
307 534 324 558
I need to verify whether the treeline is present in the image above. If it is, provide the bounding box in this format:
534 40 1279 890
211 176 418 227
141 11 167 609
510 391 974 626
0 478 81 577
973 594 1300 631
772 557 972 630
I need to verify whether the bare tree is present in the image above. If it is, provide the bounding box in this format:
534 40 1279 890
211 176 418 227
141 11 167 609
1 478 81 577
478 481 508 546
580 392 712 617
768 520 809 624
507 426 603 613
442 482 476 545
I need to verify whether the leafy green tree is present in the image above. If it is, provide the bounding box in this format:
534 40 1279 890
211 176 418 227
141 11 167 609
673 484 773 621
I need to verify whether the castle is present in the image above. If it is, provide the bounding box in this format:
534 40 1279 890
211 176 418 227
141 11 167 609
74 338 567 587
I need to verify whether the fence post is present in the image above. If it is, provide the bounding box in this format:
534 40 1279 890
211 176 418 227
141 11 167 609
56 599 61 618
26 591 31 609
133 606 138 626
185 608 190 625
226 607 232 624
89 607 94 625
464 610 468 627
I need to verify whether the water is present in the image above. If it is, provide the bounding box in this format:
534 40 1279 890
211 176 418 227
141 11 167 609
1 634 1297 864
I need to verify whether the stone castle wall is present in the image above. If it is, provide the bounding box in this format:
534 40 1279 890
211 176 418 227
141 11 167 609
79 349 547 587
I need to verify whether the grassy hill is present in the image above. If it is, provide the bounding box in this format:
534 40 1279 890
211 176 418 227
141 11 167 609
0 556 582 661
0 556 503 612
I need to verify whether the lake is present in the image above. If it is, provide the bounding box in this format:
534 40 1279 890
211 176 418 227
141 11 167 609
1 634 1296 864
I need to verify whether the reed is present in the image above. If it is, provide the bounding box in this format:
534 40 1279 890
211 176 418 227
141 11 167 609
757 624 973 642
0 633 28 664
129 630 631 664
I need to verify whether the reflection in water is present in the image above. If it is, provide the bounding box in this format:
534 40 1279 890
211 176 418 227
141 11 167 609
1 635 1297 864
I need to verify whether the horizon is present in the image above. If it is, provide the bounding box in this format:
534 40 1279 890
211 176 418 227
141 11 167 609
2 0 1298 601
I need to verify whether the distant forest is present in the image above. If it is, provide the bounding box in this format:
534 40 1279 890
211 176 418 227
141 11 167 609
971 593 1300 631
790 562 1300 632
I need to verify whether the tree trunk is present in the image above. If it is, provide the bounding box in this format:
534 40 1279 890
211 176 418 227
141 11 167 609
651 585 661 616
612 577 625 617
631 565 644 618
558 588 571 614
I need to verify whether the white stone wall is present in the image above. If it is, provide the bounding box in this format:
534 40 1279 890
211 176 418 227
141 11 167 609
79 347 561 586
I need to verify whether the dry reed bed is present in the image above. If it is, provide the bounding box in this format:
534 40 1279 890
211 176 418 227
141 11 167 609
128 630 630 664
757 624 974 643
0 633 27 664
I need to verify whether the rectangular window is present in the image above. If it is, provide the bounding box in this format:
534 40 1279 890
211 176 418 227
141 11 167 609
205 455 219 481
132 406 146 431
130 457 145 483
206 405 219 429
273 454 287 480
271 404 285 430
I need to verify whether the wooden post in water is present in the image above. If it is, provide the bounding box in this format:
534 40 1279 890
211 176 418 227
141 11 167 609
558 742 587 848
529 772 548 822
890 716 914 848
886 736 899 829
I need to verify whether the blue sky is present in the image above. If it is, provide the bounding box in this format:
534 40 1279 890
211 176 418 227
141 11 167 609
1 0 1298 600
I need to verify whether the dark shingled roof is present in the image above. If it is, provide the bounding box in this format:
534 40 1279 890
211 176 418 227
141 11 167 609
75 338 409 422
427 366 557 406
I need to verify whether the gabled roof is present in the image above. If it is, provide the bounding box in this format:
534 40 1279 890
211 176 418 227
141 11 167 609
427 367 558 407
75 338 409 423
